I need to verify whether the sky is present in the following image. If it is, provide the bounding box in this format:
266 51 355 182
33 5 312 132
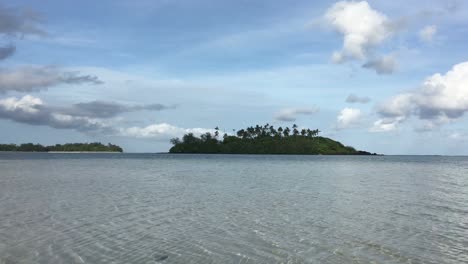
1 0 468 154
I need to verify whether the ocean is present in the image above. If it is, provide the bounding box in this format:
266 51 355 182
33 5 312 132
0 153 467 263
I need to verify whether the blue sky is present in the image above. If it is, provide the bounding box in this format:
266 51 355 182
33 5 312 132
1 0 468 154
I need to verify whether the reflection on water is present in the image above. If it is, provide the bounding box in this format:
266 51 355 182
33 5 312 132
0 153 467 263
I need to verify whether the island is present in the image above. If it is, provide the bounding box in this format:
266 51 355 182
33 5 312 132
0 142 123 152
169 124 378 155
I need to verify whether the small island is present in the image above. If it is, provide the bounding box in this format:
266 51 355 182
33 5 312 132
169 124 377 155
0 142 123 152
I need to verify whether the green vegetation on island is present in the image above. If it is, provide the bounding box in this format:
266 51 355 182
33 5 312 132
0 142 123 152
169 124 377 155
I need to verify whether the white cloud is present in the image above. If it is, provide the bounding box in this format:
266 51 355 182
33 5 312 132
0 94 43 113
121 123 215 139
374 61 468 131
377 93 413 118
369 117 403 132
336 107 362 129
274 107 319 122
419 25 437 42
324 1 396 64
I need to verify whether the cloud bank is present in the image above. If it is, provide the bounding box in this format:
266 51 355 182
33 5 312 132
0 95 111 132
0 95 175 133
372 61 468 132
0 66 103 93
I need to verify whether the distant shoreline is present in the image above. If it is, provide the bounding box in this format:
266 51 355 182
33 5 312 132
47 151 122 153
0 143 123 152
0 151 122 153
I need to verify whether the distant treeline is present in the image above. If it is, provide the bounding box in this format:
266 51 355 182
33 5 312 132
170 124 376 155
0 142 123 152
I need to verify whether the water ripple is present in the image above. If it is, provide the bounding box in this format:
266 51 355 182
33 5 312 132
0 154 467 263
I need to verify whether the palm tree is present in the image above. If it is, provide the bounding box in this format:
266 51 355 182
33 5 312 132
269 125 276 137
237 129 245 138
170 137 181 145
292 124 299 136
283 127 290 137
254 125 261 137
301 129 307 136
247 126 255 138
201 132 213 142
277 126 283 137
293 128 299 136
313 129 320 137
183 133 197 144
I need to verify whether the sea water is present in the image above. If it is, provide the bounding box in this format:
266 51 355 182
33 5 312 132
0 153 467 263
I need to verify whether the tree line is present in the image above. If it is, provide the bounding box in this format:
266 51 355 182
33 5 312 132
234 124 319 139
170 124 374 155
0 142 123 152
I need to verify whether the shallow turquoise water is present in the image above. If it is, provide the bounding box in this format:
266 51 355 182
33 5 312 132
0 153 467 263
